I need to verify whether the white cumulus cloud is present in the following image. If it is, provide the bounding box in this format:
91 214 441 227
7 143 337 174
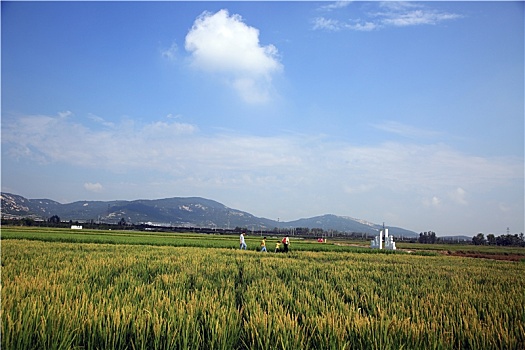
185 9 282 103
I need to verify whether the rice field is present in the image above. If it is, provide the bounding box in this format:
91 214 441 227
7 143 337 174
2 230 525 349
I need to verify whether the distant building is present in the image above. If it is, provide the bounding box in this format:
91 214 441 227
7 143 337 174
371 227 396 250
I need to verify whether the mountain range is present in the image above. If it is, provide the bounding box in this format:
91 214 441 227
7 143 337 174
1 192 418 237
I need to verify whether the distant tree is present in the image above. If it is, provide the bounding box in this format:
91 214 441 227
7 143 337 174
486 234 496 245
472 233 486 245
295 227 309 235
311 228 324 236
496 233 525 247
496 235 506 246
22 217 34 226
48 215 61 224
418 231 437 244
118 217 126 226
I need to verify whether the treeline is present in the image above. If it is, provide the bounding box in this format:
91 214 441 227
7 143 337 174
418 231 437 244
7 217 521 246
2 217 133 231
417 231 470 244
472 232 525 247
2 217 382 239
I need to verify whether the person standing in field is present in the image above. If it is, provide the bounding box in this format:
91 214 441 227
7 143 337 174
240 232 247 250
282 236 290 253
260 237 267 252
275 240 281 253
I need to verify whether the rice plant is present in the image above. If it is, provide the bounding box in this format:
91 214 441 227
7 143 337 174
2 239 524 349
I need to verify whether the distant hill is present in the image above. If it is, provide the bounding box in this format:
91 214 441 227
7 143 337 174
1 192 418 237
285 214 418 238
1 192 275 229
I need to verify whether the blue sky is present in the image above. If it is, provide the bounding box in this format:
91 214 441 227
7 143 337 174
2 1 523 236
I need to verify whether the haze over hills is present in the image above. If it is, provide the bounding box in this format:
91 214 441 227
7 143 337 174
1 192 418 237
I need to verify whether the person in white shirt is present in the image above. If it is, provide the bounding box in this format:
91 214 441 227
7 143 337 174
240 232 247 250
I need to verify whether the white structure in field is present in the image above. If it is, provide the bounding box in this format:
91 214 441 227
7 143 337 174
370 227 396 250
71 225 83 230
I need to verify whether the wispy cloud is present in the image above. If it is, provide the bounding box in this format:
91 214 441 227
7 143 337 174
313 17 340 31
371 121 443 139
422 196 441 208
161 42 178 61
334 142 522 193
84 182 103 193
313 17 344 31
185 9 282 104
375 2 462 27
449 187 468 205
3 112 521 195
88 113 115 128
313 17 378 32
3 111 522 232
313 1 462 32
2 112 198 170
318 1 353 12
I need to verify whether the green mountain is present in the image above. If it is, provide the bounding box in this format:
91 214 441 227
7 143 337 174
1 192 417 237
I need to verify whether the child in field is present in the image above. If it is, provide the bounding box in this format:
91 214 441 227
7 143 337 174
275 241 281 253
260 237 267 252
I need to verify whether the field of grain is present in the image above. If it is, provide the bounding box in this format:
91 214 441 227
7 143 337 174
2 229 525 349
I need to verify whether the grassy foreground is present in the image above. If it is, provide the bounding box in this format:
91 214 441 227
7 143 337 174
2 228 525 349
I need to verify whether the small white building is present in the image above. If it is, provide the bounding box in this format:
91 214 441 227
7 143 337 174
71 225 83 230
371 227 396 250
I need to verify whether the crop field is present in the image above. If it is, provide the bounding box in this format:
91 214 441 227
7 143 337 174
1 227 381 253
2 227 525 349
